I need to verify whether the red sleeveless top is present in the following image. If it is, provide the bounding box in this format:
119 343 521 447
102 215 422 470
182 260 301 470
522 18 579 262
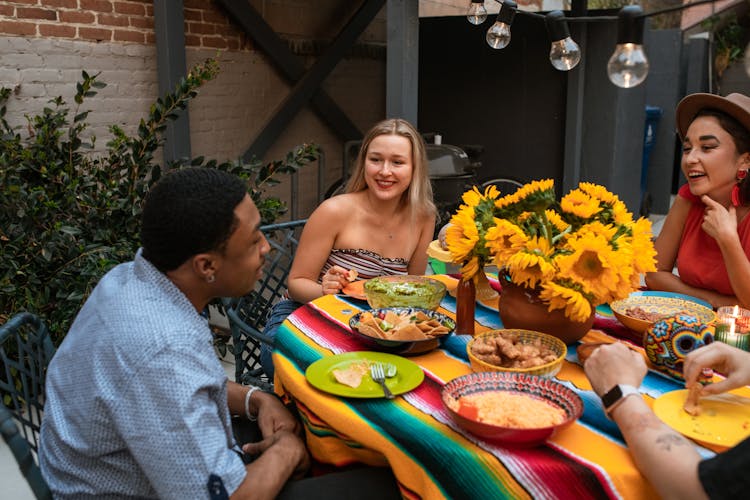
676 184 750 295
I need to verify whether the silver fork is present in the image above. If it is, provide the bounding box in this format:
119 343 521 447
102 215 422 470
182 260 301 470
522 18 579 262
370 362 394 399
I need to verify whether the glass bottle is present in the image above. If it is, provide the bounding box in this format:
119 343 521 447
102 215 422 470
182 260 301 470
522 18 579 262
456 275 476 336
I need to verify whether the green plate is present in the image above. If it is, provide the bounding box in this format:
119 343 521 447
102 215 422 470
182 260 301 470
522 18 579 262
305 351 424 398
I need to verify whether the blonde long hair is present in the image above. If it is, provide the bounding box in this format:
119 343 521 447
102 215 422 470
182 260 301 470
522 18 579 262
344 118 436 222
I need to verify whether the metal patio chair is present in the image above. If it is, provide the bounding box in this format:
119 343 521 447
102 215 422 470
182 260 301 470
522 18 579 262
0 312 55 499
223 219 306 391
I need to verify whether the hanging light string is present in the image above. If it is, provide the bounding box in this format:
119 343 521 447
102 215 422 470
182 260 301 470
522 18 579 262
466 0 722 88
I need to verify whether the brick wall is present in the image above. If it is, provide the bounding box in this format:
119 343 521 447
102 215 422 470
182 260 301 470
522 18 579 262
0 0 252 49
0 0 387 217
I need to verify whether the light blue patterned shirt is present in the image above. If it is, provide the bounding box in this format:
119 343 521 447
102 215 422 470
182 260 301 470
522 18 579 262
40 249 246 499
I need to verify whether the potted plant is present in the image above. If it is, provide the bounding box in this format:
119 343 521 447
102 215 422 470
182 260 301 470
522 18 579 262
0 58 319 342
445 180 657 343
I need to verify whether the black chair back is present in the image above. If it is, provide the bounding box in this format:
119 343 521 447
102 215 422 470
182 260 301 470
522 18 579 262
224 219 306 390
0 312 55 499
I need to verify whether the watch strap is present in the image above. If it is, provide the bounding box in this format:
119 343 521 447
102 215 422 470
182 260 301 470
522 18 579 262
601 384 640 418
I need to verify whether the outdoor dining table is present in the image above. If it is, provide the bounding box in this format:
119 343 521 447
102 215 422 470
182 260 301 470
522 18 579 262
272 274 721 500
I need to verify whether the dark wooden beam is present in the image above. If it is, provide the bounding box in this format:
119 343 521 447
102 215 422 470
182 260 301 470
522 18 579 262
153 0 191 165
217 0 369 159
386 0 419 124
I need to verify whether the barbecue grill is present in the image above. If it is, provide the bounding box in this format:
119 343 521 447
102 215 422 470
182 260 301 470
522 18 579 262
425 142 482 209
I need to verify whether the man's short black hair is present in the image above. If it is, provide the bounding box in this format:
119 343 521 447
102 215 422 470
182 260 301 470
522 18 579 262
141 167 248 272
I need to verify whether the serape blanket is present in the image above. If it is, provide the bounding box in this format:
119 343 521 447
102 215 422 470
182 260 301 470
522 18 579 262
272 277 715 500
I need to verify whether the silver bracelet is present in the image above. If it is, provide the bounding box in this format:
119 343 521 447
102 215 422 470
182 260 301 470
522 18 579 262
244 386 261 421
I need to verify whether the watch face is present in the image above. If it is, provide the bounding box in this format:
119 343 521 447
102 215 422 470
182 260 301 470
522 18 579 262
601 385 623 408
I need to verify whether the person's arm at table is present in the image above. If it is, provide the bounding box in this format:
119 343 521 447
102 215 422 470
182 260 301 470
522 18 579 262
700 195 750 309
584 343 708 500
683 341 750 396
406 211 436 276
645 197 735 308
227 381 300 434
227 382 310 500
287 199 349 302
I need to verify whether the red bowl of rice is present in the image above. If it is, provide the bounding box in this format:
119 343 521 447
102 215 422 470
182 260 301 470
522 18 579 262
441 371 583 447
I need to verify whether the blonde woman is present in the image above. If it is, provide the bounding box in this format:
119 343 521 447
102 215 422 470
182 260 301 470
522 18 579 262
261 118 437 376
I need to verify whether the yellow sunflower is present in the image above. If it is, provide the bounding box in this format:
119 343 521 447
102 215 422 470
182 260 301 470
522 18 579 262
560 189 602 219
545 209 569 233
449 178 656 322
495 179 554 210
628 217 658 274
506 236 556 289
485 218 527 265
539 282 593 322
446 205 478 265
555 224 624 302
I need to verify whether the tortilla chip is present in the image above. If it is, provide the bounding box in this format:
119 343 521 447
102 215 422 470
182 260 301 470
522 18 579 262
389 322 424 340
684 383 703 416
347 269 358 282
358 323 387 339
426 325 450 336
383 310 401 325
332 361 369 388
414 311 431 322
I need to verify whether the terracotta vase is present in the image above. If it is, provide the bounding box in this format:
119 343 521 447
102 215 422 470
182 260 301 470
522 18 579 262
498 280 594 345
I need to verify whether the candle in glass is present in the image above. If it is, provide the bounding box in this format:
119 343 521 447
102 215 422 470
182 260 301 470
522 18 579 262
717 305 750 332
714 318 750 351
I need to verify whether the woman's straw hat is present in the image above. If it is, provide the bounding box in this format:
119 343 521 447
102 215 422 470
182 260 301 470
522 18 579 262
676 92 750 139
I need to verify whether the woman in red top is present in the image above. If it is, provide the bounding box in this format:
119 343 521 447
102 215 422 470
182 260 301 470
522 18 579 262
645 93 750 308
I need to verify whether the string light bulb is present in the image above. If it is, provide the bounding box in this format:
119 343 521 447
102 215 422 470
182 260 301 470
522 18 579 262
467 1 488 25
607 5 649 88
545 10 581 71
486 0 517 50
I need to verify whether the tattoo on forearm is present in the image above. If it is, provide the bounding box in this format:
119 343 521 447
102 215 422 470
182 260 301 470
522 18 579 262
655 433 689 451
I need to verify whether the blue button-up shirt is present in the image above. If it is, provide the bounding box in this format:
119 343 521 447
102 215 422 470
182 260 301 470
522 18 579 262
40 250 246 499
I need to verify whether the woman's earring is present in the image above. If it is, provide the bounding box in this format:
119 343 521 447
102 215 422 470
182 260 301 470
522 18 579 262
206 275 216 283
733 170 748 206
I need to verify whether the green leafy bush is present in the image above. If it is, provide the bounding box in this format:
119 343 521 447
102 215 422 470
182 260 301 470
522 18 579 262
0 58 319 341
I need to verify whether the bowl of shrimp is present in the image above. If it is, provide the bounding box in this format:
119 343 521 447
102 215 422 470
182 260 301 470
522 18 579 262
467 329 567 378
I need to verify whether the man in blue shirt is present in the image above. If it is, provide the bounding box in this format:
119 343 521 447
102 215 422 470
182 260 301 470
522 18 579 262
40 168 310 498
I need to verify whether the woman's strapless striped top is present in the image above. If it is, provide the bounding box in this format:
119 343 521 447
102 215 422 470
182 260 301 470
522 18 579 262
319 249 408 281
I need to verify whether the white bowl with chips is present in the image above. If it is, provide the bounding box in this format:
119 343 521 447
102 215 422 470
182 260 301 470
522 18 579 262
349 307 455 356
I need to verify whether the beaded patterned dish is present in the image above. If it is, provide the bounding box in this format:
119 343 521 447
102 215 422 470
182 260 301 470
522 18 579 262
610 292 716 334
442 372 583 447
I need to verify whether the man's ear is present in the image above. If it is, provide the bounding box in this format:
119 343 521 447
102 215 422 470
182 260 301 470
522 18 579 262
192 253 217 283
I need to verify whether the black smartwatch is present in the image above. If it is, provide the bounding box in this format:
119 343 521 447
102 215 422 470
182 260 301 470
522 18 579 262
600 384 640 418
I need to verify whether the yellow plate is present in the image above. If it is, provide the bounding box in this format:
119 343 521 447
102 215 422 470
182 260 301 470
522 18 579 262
427 240 453 262
653 389 750 447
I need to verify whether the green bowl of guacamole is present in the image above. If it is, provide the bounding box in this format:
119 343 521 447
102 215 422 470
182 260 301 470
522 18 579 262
364 275 447 310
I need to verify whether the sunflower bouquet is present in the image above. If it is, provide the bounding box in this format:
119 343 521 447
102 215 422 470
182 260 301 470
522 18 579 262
445 179 657 322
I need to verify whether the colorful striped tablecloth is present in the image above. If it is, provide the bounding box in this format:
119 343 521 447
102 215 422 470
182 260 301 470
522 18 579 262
273 276 716 500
